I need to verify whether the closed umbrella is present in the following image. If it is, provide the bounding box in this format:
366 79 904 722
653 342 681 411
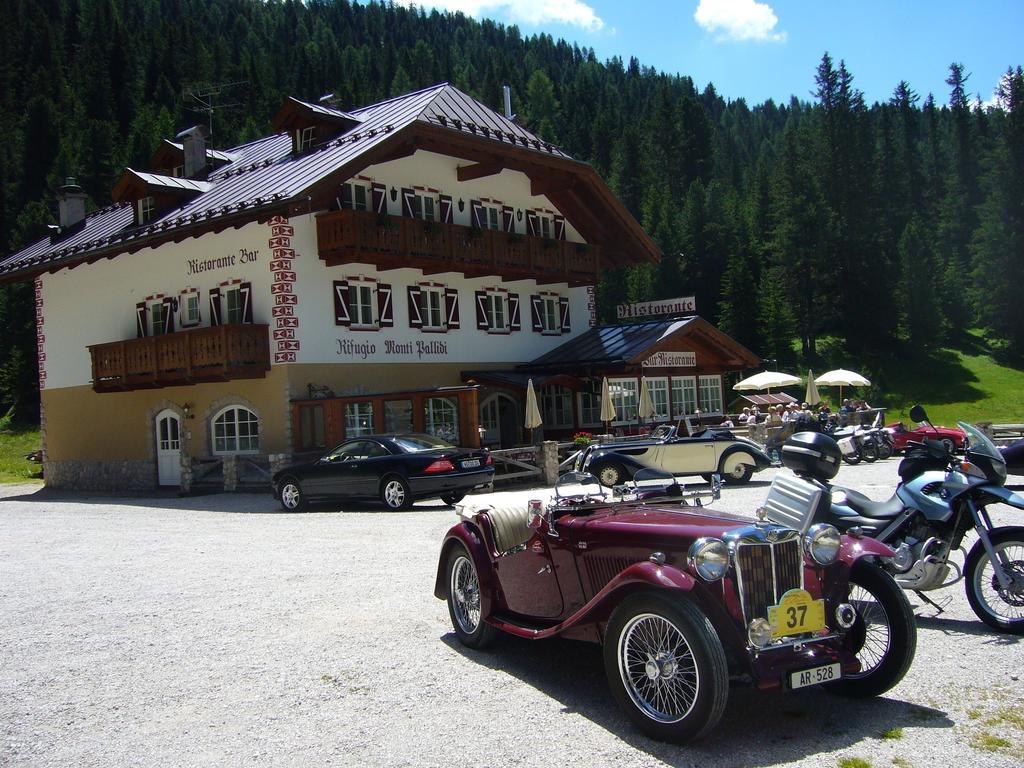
524 378 542 442
733 370 801 393
805 369 822 407
815 368 871 404
600 377 616 431
638 376 656 423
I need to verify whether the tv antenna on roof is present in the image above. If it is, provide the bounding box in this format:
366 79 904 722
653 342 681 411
183 80 248 138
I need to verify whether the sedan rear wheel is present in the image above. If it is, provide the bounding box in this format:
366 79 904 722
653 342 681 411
604 594 728 743
278 478 306 512
380 475 413 510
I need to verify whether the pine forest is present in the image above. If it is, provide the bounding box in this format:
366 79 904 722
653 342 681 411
1 0 1023 423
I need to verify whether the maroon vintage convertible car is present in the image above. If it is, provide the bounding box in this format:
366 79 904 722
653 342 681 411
436 463 917 743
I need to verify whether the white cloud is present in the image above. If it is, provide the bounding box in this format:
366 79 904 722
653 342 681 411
694 0 786 43
398 0 604 32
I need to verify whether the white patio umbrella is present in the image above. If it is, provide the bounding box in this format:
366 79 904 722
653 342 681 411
733 370 801 393
524 378 542 442
600 377 616 431
805 369 822 407
814 368 871 404
638 376 656 423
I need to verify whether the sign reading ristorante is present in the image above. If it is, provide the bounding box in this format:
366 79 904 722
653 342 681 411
616 296 696 319
642 351 696 368
186 248 261 276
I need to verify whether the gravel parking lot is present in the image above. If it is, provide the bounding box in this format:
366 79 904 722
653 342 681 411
2 460 1023 767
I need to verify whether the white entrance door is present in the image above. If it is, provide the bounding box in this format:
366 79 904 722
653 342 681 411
156 410 182 486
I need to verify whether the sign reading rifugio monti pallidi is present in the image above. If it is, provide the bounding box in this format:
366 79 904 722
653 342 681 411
0 84 757 491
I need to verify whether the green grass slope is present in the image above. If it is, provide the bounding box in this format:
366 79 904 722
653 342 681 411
0 429 43 484
866 336 1024 426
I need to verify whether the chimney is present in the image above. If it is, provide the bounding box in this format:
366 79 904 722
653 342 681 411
57 177 87 229
176 124 210 178
503 85 514 121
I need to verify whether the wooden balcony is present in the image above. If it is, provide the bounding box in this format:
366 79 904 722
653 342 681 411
88 324 271 392
317 209 601 285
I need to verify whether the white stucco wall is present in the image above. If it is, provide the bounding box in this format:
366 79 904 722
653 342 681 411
357 149 585 241
40 208 592 390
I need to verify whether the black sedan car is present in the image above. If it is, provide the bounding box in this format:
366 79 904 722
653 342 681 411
272 433 494 511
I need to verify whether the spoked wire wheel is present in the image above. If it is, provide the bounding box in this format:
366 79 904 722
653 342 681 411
450 554 482 634
826 561 916 698
618 613 700 723
847 583 891 677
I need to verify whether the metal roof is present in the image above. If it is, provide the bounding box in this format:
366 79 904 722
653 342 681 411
125 170 213 194
524 318 699 368
164 140 241 164
0 83 575 278
291 97 363 123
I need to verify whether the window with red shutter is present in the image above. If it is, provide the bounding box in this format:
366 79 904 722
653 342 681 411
333 280 351 326
136 302 148 337
377 283 393 327
445 288 460 330
208 288 222 327
474 290 488 330
439 195 453 224
371 183 387 214
509 294 522 331
407 285 423 329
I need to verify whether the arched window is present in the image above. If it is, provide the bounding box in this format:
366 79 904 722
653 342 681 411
424 397 459 443
212 406 260 454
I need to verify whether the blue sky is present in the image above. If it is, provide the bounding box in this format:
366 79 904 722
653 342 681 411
397 0 1023 107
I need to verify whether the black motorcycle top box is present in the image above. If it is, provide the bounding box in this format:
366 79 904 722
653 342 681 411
781 431 842 481
897 444 950 481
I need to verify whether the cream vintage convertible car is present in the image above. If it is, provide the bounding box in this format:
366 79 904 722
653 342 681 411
575 425 772 486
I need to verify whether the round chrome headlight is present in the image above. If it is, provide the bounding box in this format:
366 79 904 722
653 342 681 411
748 618 773 648
688 537 730 581
804 523 841 565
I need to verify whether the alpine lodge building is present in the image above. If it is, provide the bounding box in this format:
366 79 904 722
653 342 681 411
0 84 758 490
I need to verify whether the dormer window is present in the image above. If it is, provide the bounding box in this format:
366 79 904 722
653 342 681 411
296 126 315 153
171 165 184 178
137 196 155 225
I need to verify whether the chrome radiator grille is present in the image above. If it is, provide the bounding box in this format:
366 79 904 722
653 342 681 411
735 538 803 623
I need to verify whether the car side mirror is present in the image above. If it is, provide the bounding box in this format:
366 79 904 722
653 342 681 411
909 404 928 425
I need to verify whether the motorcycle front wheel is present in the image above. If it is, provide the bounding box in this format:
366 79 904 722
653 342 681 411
965 526 1024 634
842 450 862 466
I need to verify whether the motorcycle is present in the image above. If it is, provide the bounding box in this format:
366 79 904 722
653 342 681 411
833 423 877 464
863 412 894 460
783 405 1024 634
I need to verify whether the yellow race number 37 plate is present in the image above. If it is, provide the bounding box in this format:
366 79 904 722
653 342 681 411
767 589 826 639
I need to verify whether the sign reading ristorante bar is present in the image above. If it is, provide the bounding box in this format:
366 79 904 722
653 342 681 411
186 248 261 276
616 296 696 319
642 351 696 368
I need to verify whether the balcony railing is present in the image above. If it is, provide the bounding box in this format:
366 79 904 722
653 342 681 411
316 209 601 285
88 324 270 392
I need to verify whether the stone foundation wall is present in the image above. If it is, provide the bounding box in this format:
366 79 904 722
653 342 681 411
44 459 155 491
